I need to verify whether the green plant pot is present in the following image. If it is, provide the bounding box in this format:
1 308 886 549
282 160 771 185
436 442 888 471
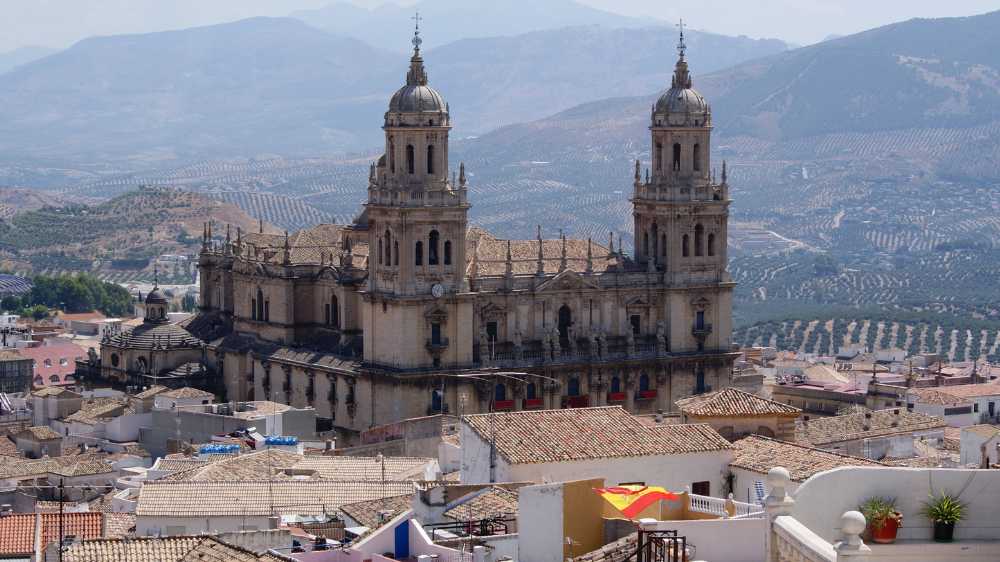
933 521 955 542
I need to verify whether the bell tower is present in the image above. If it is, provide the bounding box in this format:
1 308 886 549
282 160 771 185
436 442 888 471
362 16 473 369
631 24 733 354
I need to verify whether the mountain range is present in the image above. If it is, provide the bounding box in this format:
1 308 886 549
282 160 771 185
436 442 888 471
290 0 650 50
0 17 787 167
0 46 56 75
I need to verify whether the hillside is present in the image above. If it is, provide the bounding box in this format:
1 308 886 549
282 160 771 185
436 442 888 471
291 0 649 50
0 18 786 167
0 187 266 281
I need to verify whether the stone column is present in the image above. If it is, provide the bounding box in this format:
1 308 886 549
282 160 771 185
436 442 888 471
764 467 795 562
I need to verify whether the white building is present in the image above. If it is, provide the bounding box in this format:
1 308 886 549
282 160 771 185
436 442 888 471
460 406 733 496
959 424 1000 467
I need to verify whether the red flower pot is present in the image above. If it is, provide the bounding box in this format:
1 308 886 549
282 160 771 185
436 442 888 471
871 517 900 544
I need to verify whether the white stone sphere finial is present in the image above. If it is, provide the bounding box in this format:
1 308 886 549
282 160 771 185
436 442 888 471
767 466 790 489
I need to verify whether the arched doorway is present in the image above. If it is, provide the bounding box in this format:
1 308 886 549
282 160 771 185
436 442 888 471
558 305 572 344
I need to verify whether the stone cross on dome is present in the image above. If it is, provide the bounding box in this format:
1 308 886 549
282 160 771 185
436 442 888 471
676 19 687 60
411 12 423 53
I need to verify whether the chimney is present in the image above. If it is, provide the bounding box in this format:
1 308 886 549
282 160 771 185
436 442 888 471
654 409 663 424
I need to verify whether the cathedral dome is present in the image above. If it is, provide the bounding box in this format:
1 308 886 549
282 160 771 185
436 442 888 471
385 21 448 119
655 87 708 119
388 83 447 114
652 28 710 128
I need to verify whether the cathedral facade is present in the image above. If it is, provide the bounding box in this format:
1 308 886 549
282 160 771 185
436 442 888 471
191 28 741 443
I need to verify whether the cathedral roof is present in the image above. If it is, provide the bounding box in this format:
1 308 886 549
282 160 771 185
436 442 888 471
240 224 368 266
465 228 617 277
105 321 203 351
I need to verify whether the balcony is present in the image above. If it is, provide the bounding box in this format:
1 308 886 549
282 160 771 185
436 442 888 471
493 399 515 411
523 398 543 409
563 395 590 408
691 323 713 342
764 465 1000 562
608 391 627 403
425 337 450 353
637 389 658 401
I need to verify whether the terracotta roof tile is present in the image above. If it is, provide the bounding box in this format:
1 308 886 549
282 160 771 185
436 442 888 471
62 535 293 562
796 409 946 446
443 486 519 521
19 425 61 441
730 435 885 482
0 512 104 556
340 494 412 530
910 388 971 406
462 406 731 465
136 480 415 517
160 386 214 399
676 388 801 417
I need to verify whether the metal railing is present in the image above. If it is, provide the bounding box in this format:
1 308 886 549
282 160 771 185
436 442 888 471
635 529 690 562
687 493 765 519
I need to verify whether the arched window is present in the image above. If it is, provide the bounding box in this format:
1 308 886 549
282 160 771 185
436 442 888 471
639 373 650 392
693 143 701 171
558 305 572 342
251 294 257 320
444 240 452 266
432 389 443 413
377 237 383 265
389 138 395 173
708 233 716 257
655 142 663 171
264 300 270 322
428 230 440 265
415 241 423 266
672 143 681 171
384 230 391 265
406 145 415 174
695 224 704 257
643 232 649 257
49 375 60 383
393 241 399 266
567 377 580 397
526 382 537 400
256 288 264 321
110 354 119 367
611 376 621 393
427 145 435 174
696 370 706 394
661 234 667 258
330 295 339 328
651 223 658 259
495 383 507 402
682 234 690 257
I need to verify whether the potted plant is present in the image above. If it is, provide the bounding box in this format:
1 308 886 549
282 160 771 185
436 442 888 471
859 496 903 543
922 492 966 542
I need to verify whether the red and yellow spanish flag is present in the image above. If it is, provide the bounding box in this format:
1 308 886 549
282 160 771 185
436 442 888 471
594 485 680 519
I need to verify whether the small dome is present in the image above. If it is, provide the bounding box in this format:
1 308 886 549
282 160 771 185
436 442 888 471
388 84 447 114
145 287 167 305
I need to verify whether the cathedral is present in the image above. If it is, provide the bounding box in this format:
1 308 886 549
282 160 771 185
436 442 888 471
187 26 741 443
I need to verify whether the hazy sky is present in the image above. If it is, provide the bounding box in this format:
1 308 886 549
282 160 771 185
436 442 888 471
1 0 996 53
